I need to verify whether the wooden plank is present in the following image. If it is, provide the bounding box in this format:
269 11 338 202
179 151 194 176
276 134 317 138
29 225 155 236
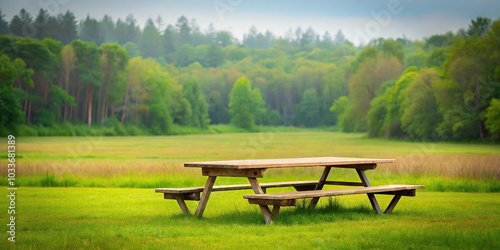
202 168 265 178
163 192 200 201
248 199 296 206
194 176 217 218
243 185 425 200
185 157 395 169
378 190 416 197
156 187 205 194
324 181 364 186
155 180 320 194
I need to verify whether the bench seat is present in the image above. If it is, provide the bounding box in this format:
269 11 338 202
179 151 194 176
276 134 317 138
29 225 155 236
244 184 425 223
244 184 424 202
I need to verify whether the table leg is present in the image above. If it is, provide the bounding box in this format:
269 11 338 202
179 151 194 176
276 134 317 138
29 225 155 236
194 176 217 218
356 169 382 214
309 166 332 209
248 177 274 224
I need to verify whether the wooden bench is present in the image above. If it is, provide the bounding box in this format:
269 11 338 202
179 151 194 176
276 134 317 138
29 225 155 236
244 184 425 223
155 180 320 214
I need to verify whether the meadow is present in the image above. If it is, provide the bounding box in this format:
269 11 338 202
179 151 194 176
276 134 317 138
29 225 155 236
1 131 499 249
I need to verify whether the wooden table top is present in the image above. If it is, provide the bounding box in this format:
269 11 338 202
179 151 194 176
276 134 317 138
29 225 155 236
184 157 395 169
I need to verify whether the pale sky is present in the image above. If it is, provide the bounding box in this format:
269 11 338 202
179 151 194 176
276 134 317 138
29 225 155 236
1 0 499 45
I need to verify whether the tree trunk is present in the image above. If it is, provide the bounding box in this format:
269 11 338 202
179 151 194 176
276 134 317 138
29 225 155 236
63 70 70 122
101 77 109 124
475 76 484 139
24 88 32 124
87 85 93 126
73 82 81 121
121 81 130 124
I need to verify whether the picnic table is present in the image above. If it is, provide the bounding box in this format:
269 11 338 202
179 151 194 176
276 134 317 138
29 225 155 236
156 157 424 224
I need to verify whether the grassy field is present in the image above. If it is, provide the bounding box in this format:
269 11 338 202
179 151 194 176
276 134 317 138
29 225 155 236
1 131 500 249
3 131 499 191
1 188 499 249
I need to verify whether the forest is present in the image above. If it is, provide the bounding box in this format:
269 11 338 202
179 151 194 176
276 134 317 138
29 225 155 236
0 8 499 141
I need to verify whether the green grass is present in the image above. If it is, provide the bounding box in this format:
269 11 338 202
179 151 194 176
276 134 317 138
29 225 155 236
1 187 499 249
1 131 499 248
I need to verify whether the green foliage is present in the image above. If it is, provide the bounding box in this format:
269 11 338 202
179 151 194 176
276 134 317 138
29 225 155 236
228 76 266 129
485 98 500 137
426 47 448 69
364 18 500 142
0 12 499 142
182 79 209 129
425 32 456 48
465 17 492 38
123 42 140 57
205 43 225 67
330 96 349 127
373 38 405 62
71 39 102 86
141 59 174 134
0 54 24 136
438 24 498 140
140 18 163 59
367 95 387 137
401 68 442 140
343 53 404 132
381 68 418 138
405 49 427 69
299 88 321 127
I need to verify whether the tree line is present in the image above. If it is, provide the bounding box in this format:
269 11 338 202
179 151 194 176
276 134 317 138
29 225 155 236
0 8 499 141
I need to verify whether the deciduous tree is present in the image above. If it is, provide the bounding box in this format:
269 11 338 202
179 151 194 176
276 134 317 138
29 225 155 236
228 76 265 129
401 68 442 140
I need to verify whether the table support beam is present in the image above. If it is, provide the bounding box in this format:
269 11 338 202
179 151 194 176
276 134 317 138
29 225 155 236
248 177 274 224
384 194 402 214
356 169 382 214
309 166 332 209
194 176 217 218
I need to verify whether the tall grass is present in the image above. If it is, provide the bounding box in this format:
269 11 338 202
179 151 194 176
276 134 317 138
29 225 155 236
1 132 498 191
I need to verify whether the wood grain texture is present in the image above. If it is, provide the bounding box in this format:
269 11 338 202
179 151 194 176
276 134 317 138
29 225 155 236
184 157 395 169
155 180 321 194
243 185 425 200
194 176 217 218
201 168 265 177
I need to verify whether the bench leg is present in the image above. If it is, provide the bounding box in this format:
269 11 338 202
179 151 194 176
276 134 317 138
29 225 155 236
194 176 217 218
356 169 382 214
367 194 382 214
384 195 402 214
174 195 191 215
248 177 274 224
309 166 332 209
272 206 281 216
